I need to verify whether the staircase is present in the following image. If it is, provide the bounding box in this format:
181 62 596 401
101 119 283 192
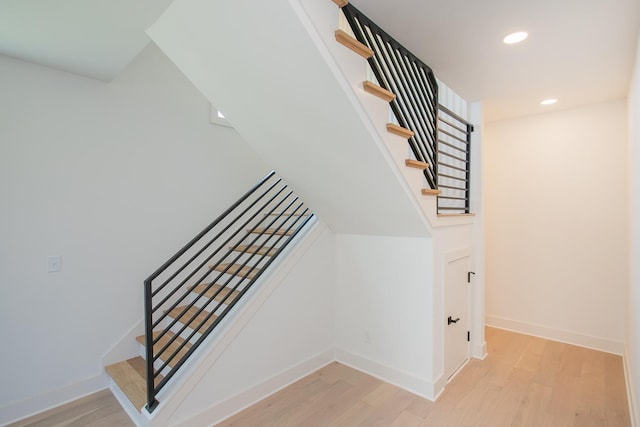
105 171 315 413
100 0 482 423
335 28 441 199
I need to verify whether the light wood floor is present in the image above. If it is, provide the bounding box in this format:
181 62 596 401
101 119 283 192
9 327 630 426
6 389 134 427
218 327 630 426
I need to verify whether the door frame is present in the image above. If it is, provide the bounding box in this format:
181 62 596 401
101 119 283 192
443 247 472 381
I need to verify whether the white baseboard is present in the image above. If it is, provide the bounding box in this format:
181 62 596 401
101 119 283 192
0 373 108 426
473 341 488 360
624 346 639 427
172 349 334 427
335 348 438 401
486 315 624 355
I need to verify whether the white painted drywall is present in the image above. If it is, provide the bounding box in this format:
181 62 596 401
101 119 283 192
148 0 431 237
626 29 640 425
484 100 628 354
334 234 437 397
0 44 267 423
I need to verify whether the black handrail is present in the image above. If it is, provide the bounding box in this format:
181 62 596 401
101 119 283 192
437 105 474 214
340 4 476 213
143 171 315 412
342 3 439 189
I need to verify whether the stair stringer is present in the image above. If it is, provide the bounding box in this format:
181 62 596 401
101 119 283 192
147 0 431 238
136 218 335 426
297 0 474 229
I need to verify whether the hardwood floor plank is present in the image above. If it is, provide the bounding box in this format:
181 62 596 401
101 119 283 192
14 328 630 427
7 390 134 427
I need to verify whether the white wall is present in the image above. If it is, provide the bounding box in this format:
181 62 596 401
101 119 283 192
626 29 640 426
334 234 437 397
0 44 267 422
484 100 628 354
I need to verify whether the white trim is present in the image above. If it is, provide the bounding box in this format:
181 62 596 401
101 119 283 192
109 379 146 427
486 315 624 355
473 341 488 360
0 373 108 426
101 319 144 367
624 346 639 427
172 349 334 427
335 348 438 401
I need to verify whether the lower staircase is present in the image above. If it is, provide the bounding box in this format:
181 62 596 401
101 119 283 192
105 171 314 414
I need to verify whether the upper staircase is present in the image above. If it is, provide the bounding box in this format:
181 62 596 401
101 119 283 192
148 0 474 232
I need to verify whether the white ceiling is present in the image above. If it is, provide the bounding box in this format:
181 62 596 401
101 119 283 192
353 0 640 121
0 0 638 122
0 0 173 81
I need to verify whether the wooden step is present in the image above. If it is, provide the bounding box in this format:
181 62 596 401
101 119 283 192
105 357 149 411
211 263 260 280
248 227 294 236
335 29 373 59
135 331 191 368
331 0 348 7
363 81 396 102
421 188 442 196
192 283 241 302
405 159 429 169
231 244 278 256
386 123 414 138
166 305 218 331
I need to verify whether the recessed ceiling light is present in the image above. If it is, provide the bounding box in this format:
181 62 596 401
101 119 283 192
503 31 528 44
540 98 558 105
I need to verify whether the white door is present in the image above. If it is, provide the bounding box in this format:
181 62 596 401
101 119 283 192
444 248 471 380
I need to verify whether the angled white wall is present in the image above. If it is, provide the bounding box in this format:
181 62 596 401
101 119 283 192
0 45 267 424
626 28 640 426
148 0 430 237
484 99 628 354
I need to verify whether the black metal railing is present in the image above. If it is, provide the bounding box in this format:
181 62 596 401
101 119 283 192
437 105 474 214
143 171 314 412
342 3 439 189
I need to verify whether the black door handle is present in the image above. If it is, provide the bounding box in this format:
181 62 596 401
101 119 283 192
448 316 460 325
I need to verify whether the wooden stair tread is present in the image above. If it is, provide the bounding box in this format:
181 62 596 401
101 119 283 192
335 29 373 59
231 244 278 256
386 123 414 138
363 81 396 102
331 0 348 7
405 159 429 169
265 211 309 216
211 262 260 279
166 305 218 331
421 188 442 196
192 283 241 302
247 227 293 236
135 331 191 368
438 213 476 217
105 357 148 411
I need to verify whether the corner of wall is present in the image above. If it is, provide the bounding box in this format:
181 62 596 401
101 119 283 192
624 345 639 427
